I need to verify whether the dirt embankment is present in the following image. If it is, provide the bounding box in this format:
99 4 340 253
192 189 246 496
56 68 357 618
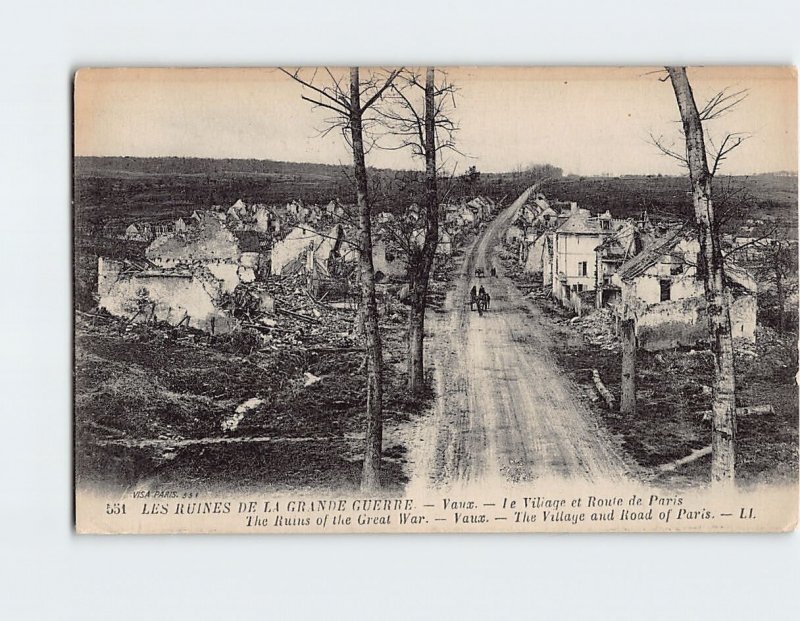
75 295 430 494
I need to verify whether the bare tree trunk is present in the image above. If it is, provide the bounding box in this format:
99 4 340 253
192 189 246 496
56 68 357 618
620 318 636 415
775 254 785 333
407 67 439 396
350 68 384 490
667 67 737 484
407 297 425 392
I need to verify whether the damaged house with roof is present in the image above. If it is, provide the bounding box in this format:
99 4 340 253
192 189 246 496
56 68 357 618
369 214 409 283
524 232 554 280
522 210 570 278
371 239 406 282
551 206 625 314
410 227 453 258
499 194 569 277
466 196 495 222
124 222 154 242
610 229 757 351
506 194 558 265
440 195 497 241
593 219 648 310
444 198 479 232
504 201 538 249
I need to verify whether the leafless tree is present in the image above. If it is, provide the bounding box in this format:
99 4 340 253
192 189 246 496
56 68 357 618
280 66 401 490
752 234 797 334
377 67 459 395
659 67 749 484
650 83 749 180
767 239 795 333
620 317 636 416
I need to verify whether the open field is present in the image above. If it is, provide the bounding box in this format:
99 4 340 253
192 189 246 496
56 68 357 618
546 174 798 235
75 156 797 238
74 156 353 228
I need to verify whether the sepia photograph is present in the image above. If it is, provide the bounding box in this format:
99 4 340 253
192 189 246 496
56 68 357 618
73 66 798 534
4 1 800 619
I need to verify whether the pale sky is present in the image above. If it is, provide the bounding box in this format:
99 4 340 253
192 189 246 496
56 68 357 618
74 66 797 176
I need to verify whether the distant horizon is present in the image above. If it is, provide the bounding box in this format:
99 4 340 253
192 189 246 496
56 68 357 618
73 153 799 178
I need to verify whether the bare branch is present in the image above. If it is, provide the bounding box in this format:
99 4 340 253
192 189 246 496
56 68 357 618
360 68 403 113
641 68 671 82
708 132 750 178
699 87 749 121
278 68 351 117
300 94 349 117
648 132 689 167
723 226 778 260
375 68 461 164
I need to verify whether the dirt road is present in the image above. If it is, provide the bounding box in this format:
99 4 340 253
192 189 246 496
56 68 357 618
406 189 634 488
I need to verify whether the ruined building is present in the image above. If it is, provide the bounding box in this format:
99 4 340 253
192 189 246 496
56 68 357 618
96 211 269 334
97 257 239 334
611 230 757 351
270 223 355 277
145 215 263 293
551 206 623 313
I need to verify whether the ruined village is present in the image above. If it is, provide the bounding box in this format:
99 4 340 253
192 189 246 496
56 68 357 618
73 67 799 496
92 194 472 338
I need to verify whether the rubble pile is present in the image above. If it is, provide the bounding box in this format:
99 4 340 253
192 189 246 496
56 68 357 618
496 248 521 277
735 325 793 359
75 308 208 343
571 309 620 351
378 289 408 325
526 288 551 302
235 275 358 351
225 272 414 351
78 272 359 354
432 256 456 283
79 260 425 359
735 338 759 359
734 325 798 383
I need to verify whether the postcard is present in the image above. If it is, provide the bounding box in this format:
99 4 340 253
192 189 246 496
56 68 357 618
73 66 798 533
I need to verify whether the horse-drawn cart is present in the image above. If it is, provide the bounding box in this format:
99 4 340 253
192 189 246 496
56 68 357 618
469 289 489 315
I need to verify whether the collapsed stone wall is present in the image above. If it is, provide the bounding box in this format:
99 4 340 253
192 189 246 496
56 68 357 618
635 295 756 351
97 258 239 334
